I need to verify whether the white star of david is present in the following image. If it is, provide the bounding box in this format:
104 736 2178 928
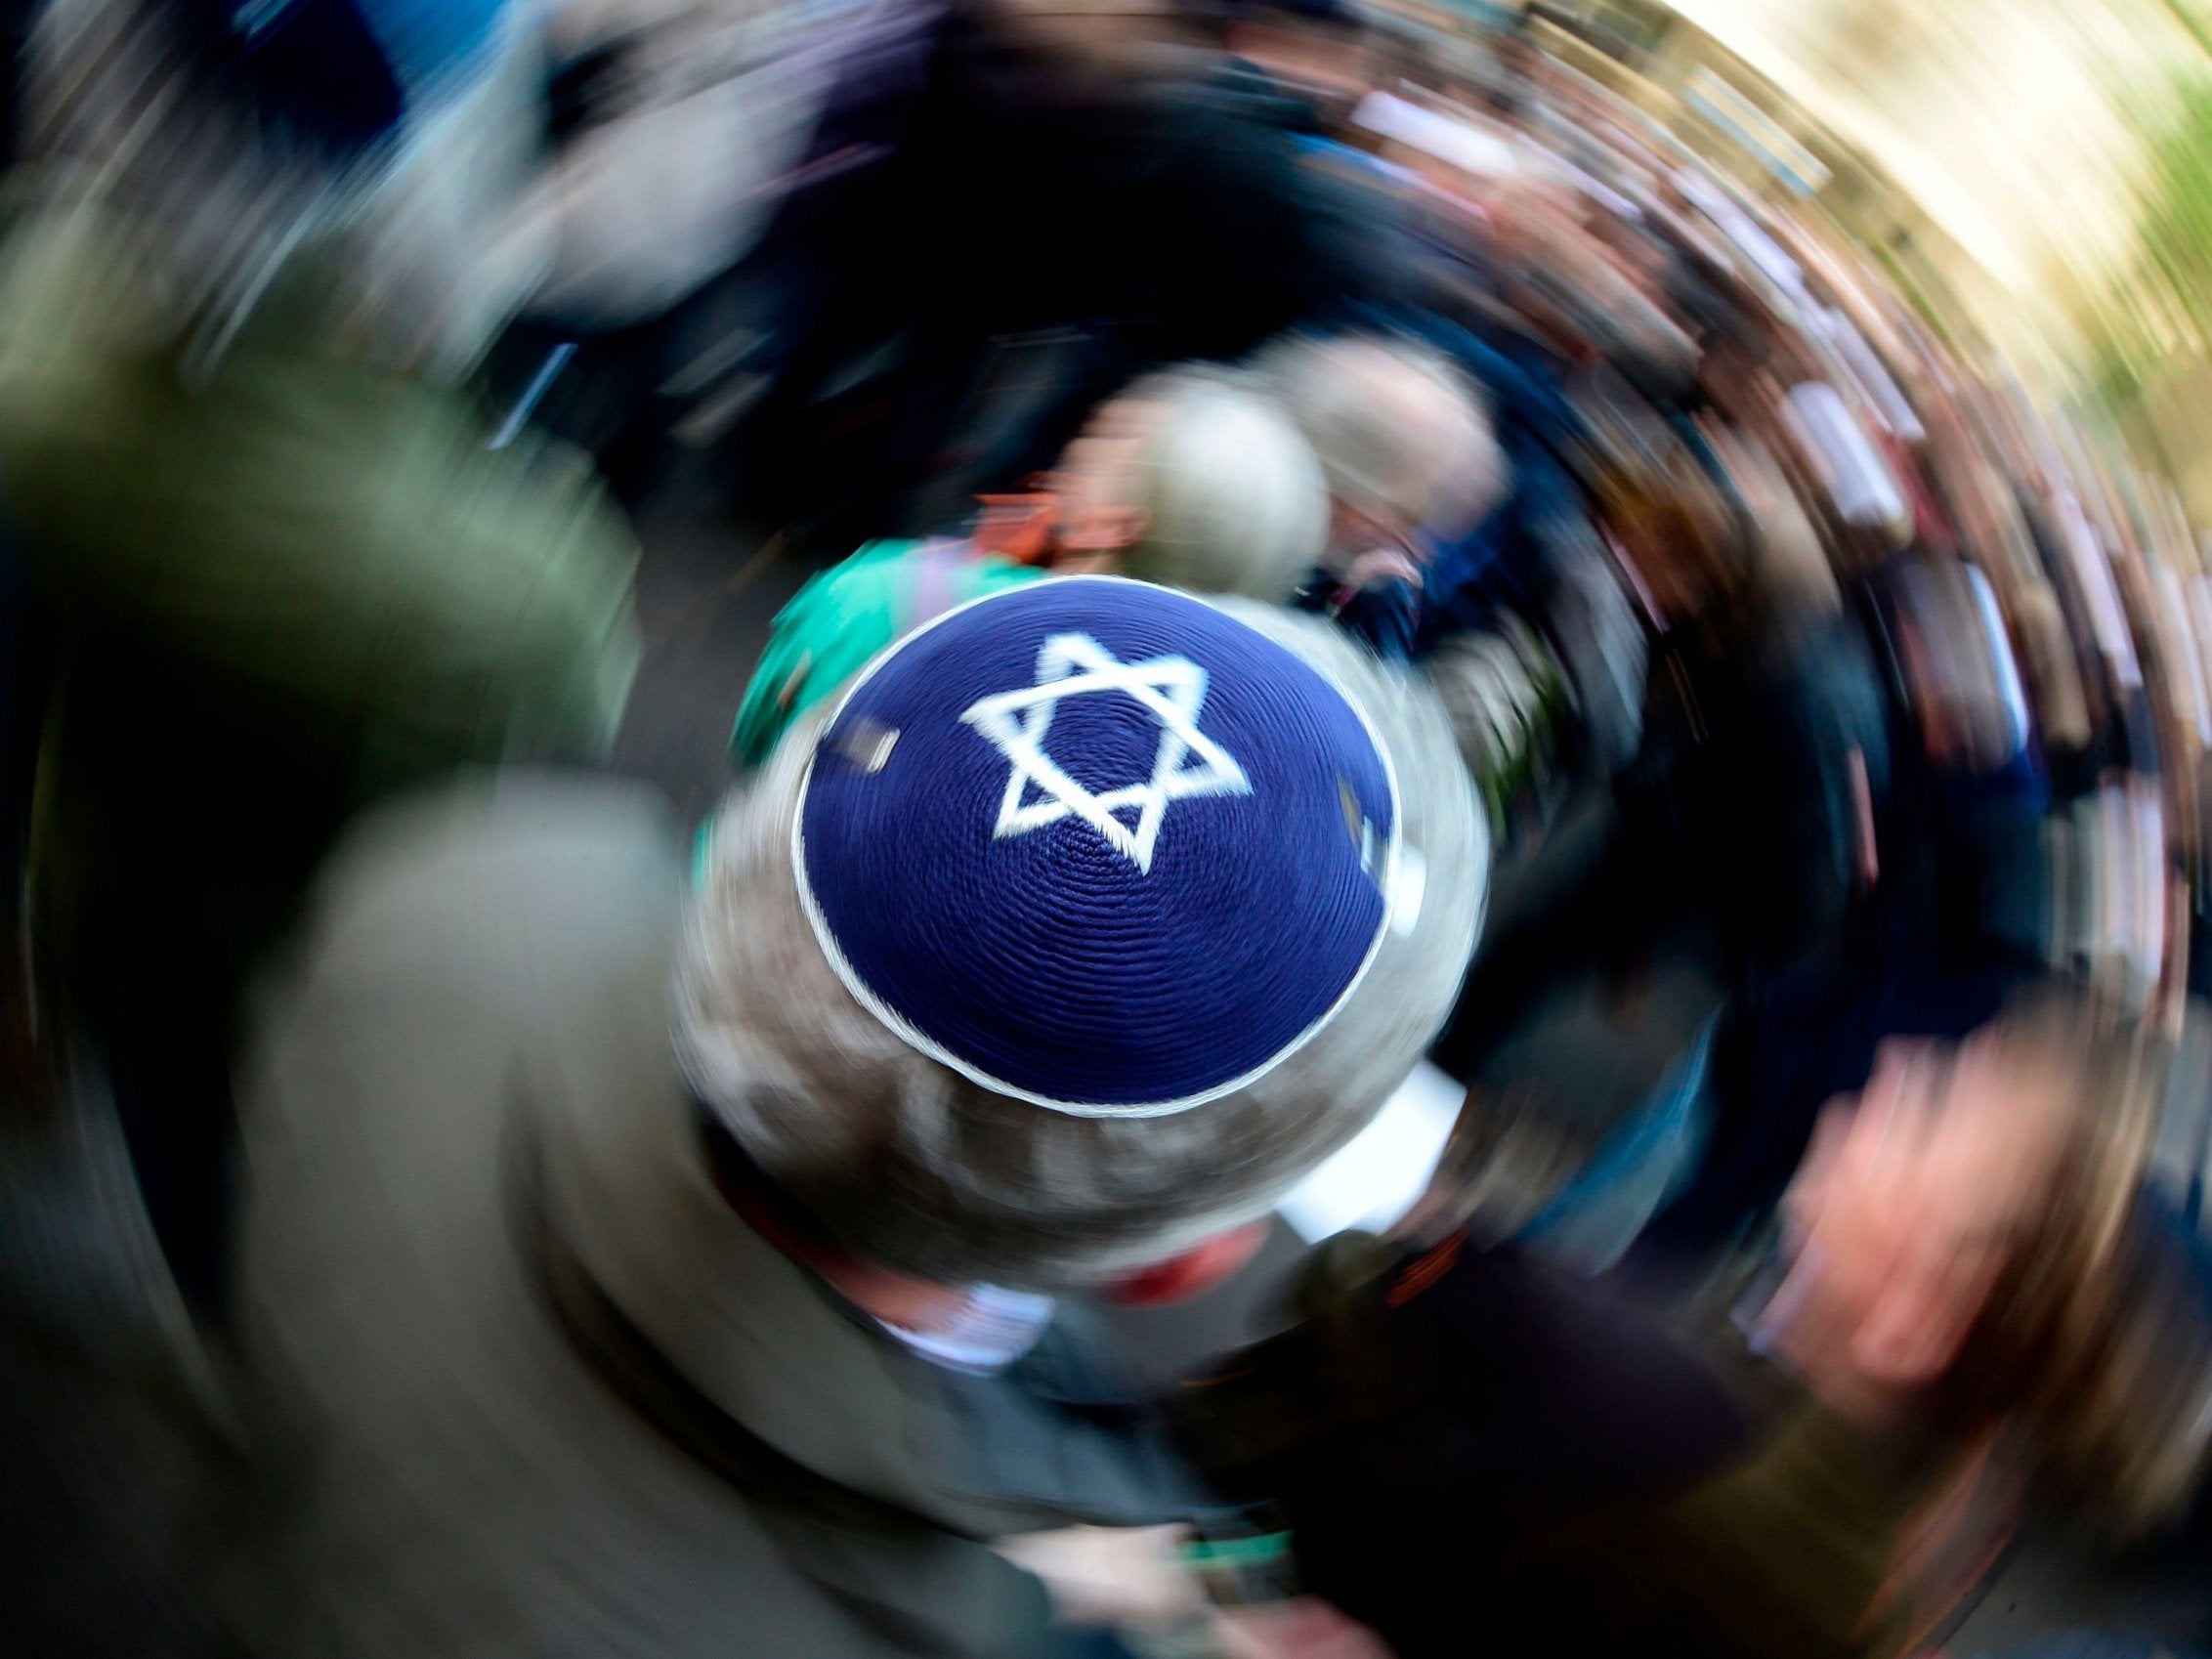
959 633 1251 872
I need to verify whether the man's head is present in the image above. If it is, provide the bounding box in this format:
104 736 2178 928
678 578 1485 1289
1775 1021 2096 1398
1251 333 1507 552
1767 989 2204 1524
1045 366 1329 602
986 0 1209 73
1218 0 1373 119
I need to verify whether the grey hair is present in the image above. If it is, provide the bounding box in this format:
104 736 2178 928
1252 332 1508 535
1107 367 1331 603
675 601 1487 1288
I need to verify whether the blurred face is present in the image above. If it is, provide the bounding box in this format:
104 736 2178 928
1225 23 1373 116
1042 392 1170 572
992 0 1191 69
1766 1034 2072 1416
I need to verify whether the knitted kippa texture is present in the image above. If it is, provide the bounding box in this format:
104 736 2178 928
680 581 1487 1286
797 575 1402 1113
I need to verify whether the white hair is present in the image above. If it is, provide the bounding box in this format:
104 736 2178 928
675 601 1487 1288
1252 333 1509 535
1105 367 1330 603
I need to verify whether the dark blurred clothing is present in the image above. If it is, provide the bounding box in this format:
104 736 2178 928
1627 600 1893 984
1294 550 1426 660
1620 575 2046 1258
0 0 33 167
1175 1229 1746 1510
1173 1230 1931 1659
724 2 1411 532
1625 545 2057 1256
1204 51 1330 137
1986 1639 2212 1659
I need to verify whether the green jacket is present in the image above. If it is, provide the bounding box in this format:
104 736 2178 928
0 201 639 1055
733 539 1042 766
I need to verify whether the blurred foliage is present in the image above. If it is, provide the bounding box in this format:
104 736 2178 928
2095 46 2212 411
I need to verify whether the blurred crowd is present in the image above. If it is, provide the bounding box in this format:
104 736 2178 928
6 1 2212 1657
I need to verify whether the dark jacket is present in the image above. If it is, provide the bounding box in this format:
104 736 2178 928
1171 1230 1929 1659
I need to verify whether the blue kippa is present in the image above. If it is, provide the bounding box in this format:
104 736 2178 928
795 577 1402 1116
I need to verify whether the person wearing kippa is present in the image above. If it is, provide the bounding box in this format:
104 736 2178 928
225 577 1485 1657
731 362 1328 766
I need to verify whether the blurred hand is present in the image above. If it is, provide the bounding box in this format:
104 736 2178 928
993 1525 1205 1628
1211 1598 1397 1659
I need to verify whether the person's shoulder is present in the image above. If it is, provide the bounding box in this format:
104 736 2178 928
269 770 683 1006
774 539 931 630
738 540 1039 764
735 539 929 763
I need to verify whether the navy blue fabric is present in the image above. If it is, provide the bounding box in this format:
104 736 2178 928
178 0 405 156
1294 566 1425 661
800 580 1395 1108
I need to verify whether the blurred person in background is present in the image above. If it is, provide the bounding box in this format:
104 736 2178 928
1257 330 1509 661
1256 329 1638 850
498 0 862 336
731 362 1327 765
1497 175 1703 400
691 0 1414 539
0 0 641 1310
1178 986 2212 1659
1629 442 2048 1269
470 0 908 499
1199 0 1373 138
222 578 1483 1658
